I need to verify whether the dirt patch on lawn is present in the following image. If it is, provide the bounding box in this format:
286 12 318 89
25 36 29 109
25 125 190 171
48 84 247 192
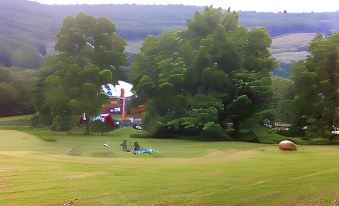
0 151 38 157
65 172 106 180
0 166 17 173
288 193 326 206
199 149 256 162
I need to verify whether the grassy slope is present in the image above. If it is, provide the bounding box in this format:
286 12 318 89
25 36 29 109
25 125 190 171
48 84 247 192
0 115 33 122
1 128 339 205
0 115 33 127
271 33 317 55
271 33 317 77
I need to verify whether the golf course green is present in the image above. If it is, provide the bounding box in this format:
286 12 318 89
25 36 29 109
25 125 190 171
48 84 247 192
1 128 339 205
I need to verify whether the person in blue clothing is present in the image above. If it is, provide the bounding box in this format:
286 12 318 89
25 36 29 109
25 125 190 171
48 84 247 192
133 141 140 154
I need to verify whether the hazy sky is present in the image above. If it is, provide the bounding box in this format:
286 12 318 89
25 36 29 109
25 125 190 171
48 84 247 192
32 0 339 12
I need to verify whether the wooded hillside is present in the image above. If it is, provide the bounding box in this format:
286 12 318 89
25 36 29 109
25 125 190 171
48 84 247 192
0 0 338 68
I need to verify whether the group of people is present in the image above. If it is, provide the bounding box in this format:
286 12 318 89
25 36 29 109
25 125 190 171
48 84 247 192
120 140 153 154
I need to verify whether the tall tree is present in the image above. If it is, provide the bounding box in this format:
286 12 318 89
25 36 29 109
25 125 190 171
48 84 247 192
35 13 126 131
291 32 339 139
130 6 276 138
55 13 126 82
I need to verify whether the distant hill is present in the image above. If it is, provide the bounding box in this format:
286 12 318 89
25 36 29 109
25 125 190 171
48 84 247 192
0 0 55 68
0 0 338 69
270 33 317 77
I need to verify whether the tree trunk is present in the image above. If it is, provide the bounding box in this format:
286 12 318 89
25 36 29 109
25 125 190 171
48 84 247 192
85 117 90 134
232 119 240 138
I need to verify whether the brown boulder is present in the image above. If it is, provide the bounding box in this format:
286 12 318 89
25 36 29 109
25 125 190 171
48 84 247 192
278 140 297 151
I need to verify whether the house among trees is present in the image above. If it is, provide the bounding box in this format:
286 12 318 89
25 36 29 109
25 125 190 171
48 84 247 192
101 81 143 122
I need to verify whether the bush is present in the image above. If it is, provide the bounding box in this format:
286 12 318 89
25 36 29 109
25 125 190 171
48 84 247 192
92 120 111 136
255 109 278 125
237 129 261 143
201 122 228 140
304 125 332 141
165 117 201 136
275 126 304 137
31 113 52 127
51 115 72 131
142 110 163 135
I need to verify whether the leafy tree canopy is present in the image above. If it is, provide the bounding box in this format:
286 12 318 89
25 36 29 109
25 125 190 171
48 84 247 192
291 32 339 139
130 6 277 138
0 67 38 116
34 13 126 131
55 13 126 81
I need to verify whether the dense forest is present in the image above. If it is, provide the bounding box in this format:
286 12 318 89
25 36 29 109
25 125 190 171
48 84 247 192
0 0 338 68
0 67 38 116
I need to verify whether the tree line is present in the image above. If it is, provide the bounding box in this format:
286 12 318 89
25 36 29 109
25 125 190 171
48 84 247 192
0 0 338 69
1 7 338 141
0 67 38 116
290 33 338 139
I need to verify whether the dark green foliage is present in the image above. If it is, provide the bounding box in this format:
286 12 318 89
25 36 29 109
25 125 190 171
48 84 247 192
202 122 228 140
164 96 223 137
36 56 109 131
130 7 276 139
31 113 52 127
274 125 305 137
92 120 111 136
270 76 295 122
255 109 279 125
291 32 339 139
34 14 126 131
55 13 126 76
0 0 338 69
51 115 72 131
0 83 19 115
0 67 38 116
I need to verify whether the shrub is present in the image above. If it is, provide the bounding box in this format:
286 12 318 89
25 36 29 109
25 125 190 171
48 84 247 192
275 126 304 137
51 115 72 131
201 122 228 140
92 120 111 136
31 113 52 127
255 109 279 125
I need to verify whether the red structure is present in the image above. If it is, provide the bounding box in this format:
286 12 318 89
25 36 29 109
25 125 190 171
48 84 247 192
120 88 127 120
128 104 146 115
103 114 115 128
101 82 147 122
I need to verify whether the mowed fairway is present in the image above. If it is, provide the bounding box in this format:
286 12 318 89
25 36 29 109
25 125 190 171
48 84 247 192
1 129 339 205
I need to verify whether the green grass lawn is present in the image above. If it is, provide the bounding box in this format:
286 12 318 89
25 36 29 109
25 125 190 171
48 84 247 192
0 115 33 127
0 114 32 122
1 127 339 205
